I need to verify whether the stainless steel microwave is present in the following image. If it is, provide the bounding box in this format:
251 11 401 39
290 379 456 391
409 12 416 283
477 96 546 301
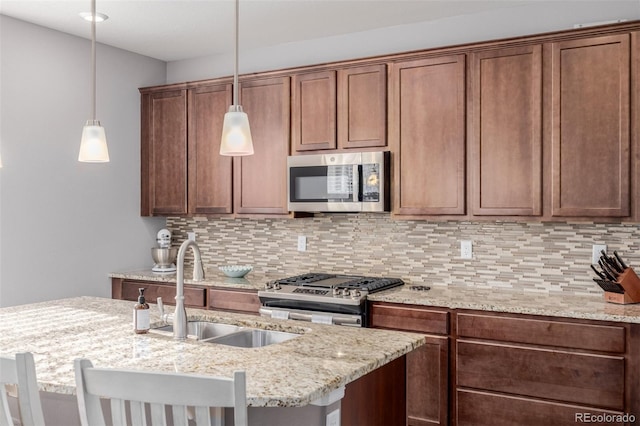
287 151 390 212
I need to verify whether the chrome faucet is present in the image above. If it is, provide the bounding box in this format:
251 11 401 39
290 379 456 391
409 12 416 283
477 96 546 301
174 239 205 340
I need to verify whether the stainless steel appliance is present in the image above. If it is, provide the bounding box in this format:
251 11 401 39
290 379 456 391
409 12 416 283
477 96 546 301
258 273 404 327
151 228 177 273
287 151 390 212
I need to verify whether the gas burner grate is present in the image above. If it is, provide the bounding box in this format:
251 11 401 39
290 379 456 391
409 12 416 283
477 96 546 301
275 273 335 286
339 277 404 292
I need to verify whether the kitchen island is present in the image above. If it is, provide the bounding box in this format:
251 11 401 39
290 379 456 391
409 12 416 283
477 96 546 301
0 297 423 425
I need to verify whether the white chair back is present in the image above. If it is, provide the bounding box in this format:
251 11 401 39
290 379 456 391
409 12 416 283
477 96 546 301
74 359 248 426
0 352 45 426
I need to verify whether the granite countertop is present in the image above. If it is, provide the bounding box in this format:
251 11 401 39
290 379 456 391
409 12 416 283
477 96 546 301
367 282 640 324
112 269 640 324
0 297 423 407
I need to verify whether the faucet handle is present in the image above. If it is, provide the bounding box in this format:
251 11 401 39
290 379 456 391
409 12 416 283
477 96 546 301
157 297 172 322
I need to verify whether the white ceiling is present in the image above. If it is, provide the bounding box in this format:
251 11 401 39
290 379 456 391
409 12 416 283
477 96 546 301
0 0 549 62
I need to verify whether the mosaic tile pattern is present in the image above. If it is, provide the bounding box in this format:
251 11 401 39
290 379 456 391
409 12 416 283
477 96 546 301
167 215 640 295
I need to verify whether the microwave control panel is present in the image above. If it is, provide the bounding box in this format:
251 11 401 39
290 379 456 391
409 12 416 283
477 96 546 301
362 163 380 202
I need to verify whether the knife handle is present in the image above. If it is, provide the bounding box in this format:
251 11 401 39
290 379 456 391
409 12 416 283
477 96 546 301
613 251 628 270
590 264 607 280
599 259 617 281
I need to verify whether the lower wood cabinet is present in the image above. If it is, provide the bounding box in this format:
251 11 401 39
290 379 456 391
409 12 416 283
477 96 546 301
208 288 260 314
369 303 450 426
341 355 406 426
111 278 260 314
112 278 207 308
455 311 638 426
456 389 626 426
369 303 639 426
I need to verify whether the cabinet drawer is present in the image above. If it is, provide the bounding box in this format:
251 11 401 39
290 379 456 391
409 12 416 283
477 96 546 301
456 340 625 410
209 288 260 314
369 303 448 335
121 281 206 308
457 312 626 352
457 389 625 426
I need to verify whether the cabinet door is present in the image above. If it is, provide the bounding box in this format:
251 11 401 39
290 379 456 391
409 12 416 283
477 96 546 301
470 46 542 216
457 389 625 426
234 77 290 215
208 288 260 314
292 70 336 152
141 89 188 216
337 64 387 149
407 336 449 426
188 83 233 214
113 279 207 309
390 55 466 215
549 34 631 217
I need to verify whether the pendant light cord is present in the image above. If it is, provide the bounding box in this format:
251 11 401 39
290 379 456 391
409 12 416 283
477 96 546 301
91 0 97 121
232 0 239 108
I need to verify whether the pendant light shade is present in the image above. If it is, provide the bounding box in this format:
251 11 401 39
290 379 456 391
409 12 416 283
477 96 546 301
220 106 254 156
79 120 109 162
220 0 254 156
78 0 109 163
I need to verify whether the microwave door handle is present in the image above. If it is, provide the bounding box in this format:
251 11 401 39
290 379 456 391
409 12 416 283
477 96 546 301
352 164 360 203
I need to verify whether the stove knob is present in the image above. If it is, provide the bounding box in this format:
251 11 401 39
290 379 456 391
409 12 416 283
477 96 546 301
265 282 273 290
351 290 361 299
273 283 281 290
343 289 351 297
332 287 341 297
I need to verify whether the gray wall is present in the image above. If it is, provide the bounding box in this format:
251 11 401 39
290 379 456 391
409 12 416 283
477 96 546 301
167 1 640 83
0 16 166 307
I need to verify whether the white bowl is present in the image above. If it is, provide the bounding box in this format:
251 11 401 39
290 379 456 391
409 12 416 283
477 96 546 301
219 265 253 278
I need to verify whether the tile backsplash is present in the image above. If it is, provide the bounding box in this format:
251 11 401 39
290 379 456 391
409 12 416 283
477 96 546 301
167 214 640 295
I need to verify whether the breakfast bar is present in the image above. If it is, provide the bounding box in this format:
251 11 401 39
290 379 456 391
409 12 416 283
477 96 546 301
0 297 424 425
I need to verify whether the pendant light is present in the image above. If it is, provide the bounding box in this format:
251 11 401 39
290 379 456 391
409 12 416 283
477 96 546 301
220 0 254 156
78 0 109 162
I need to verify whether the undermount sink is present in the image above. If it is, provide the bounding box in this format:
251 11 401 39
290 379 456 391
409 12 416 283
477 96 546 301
207 329 300 348
150 321 300 348
151 321 243 340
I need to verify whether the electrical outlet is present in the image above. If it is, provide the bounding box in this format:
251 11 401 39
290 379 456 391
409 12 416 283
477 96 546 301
326 409 340 426
460 240 473 260
187 232 196 242
592 244 607 264
297 235 307 252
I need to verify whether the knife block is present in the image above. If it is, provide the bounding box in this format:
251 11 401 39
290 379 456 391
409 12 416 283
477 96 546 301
604 267 640 304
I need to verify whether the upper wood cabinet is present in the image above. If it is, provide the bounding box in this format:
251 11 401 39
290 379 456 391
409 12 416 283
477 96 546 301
390 55 466 216
292 64 387 153
548 34 631 217
469 45 542 216
187 83 233 215
292 70 337 152
141 88 188 216
337 64 387 149
234 76 291 215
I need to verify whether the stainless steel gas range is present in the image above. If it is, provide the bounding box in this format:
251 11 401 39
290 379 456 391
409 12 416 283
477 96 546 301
258 273 404 327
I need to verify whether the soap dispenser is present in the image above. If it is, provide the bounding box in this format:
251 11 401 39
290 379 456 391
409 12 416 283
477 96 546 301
133 288 150 334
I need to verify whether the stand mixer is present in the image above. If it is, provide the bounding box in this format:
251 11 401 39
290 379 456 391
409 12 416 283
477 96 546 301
151 229 178 273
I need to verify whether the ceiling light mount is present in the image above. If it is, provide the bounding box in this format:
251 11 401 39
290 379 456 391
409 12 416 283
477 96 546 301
79 12 109 23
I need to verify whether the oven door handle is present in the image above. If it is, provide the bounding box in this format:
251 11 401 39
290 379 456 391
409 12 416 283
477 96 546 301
259 308 362 327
